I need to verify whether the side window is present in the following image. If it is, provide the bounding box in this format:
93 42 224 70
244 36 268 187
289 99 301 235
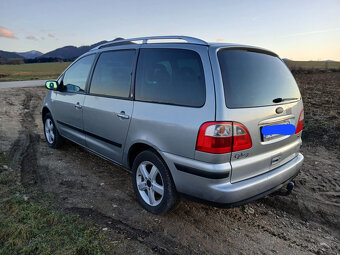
135 48 206 107
90 50 135 98
62 54 95 93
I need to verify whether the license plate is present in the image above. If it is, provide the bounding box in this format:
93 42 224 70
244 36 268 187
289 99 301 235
261 119 294 142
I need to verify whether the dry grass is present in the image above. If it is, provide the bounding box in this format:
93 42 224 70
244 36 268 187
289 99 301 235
285 60 340 71
0 62 71 81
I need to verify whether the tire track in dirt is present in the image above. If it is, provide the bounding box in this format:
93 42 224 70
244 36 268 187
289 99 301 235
66 207 199 255
8 90 42 186
196 204 317 254
9 133 40 186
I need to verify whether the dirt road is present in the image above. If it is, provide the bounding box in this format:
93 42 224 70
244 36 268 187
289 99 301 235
0 79 46 89
0 72 339 254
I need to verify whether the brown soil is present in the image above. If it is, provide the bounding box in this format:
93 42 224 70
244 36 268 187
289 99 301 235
0 72 339 254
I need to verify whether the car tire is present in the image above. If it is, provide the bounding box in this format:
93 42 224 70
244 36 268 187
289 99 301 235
43 112 63 148
131 150 179 214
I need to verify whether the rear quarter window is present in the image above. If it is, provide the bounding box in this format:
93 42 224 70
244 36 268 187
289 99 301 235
135 48 206 107
218 49 301 108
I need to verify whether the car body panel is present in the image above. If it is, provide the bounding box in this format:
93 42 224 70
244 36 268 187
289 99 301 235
83 95 133 164
52 92 86 146
161 150 303 204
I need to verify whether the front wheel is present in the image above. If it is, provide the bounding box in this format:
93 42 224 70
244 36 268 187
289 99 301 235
43 112 63 148
132 150 179 214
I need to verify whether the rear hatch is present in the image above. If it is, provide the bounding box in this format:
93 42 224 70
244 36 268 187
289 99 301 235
217 48 303 183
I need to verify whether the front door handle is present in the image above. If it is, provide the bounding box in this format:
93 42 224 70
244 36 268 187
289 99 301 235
74 102 82 109
117 111 129 119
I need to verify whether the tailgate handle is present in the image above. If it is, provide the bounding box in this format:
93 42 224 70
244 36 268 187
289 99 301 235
271 156 281 165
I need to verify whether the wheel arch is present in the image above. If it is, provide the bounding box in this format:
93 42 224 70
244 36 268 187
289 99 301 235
127 142 163 169
42 106 51 121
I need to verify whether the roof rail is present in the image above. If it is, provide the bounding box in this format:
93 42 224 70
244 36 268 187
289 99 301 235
92 36 208 50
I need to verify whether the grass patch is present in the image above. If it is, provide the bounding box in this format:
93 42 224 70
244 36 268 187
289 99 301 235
0 62 71 82
0 151 7 163
0 152 115 255
0 199 111 255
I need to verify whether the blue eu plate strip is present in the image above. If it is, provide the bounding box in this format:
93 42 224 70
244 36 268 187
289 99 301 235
262 124 296 136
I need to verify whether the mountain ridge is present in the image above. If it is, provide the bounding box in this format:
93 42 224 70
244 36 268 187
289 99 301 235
0 37 125 61
16 50 43 59
0 50 23 59
40 40 109 59
39 37 125 59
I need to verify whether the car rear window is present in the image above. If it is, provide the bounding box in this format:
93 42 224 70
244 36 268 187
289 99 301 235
218 49 301 108
135 48 205 107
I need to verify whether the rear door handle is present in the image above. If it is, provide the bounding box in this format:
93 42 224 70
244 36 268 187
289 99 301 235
74 102 82 109
117 111 129 119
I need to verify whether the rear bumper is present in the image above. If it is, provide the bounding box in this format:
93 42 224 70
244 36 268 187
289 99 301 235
161 152 304 205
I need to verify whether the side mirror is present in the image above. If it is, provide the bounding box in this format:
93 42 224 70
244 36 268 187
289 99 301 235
45 80 59 90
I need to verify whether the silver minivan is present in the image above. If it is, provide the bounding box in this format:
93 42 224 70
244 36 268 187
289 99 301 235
42 36 304 214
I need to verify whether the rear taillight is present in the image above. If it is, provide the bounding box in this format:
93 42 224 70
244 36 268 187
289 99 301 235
295 109 304 134
196 122 233 154
232 122 252 152
196 122 252 154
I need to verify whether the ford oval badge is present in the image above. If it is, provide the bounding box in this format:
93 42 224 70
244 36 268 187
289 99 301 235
276 107 284 114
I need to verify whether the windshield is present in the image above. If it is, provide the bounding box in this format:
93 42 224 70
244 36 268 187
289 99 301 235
218 49 301 108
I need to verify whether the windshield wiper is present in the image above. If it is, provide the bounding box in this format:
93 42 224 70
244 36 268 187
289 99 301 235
273 97 299 103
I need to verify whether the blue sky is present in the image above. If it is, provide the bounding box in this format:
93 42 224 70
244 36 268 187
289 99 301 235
1 0 339 60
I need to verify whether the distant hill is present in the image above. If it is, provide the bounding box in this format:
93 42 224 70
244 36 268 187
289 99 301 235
40 41 107 59
16 50 43 59
40 38 126 59
0 50 23 59
0 37 133 63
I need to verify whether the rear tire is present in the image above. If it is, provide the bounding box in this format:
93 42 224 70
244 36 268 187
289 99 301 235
131 150 179 214
43 112 63 148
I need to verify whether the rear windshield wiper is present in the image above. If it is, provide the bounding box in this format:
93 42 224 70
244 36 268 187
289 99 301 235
273 97 299 103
